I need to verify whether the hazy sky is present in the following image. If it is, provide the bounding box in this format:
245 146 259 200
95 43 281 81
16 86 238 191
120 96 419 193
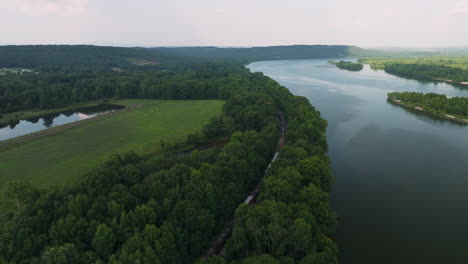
1 0 468 47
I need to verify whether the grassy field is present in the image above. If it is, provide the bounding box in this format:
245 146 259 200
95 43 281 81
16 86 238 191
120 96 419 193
359 56 468 70
0 99 224 188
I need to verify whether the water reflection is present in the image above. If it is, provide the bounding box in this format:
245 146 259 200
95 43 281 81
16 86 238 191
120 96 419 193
248 59 468 264
0 104 124 141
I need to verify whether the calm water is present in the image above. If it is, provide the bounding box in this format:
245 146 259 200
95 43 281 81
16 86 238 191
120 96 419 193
248 60 468 264
0 104 123 141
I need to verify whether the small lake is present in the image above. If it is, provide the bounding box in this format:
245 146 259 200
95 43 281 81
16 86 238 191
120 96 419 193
248 60 468 264
0 104 124 142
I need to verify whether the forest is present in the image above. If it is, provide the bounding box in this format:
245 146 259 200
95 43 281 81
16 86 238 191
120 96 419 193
0 59 336 263
0 62 240 116
0 45 384 75
332 61 363 71
384 63 468 83
359 56 468 85
153 45 380 61
388 91 468 118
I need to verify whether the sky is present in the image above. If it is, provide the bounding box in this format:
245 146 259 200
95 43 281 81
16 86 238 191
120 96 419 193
1 0 468 48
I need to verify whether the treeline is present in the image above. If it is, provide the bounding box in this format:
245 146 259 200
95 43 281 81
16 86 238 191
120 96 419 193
388 92 468 117
154 45 377 61
0 45 201 74
385 63 468 83
334 61 363 71
0 62 243 115
0 63 337 263
0 45 381 74
201 79 336 264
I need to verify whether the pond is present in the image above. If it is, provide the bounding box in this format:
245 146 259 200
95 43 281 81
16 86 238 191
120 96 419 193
0 103 124 142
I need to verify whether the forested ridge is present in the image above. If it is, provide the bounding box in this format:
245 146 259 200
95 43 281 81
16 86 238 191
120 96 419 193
0 45 382 75
0 45 163 73
0 59 336 263
0 62 242 115
358 57 468 85
384 63 468 83
153 45 377 61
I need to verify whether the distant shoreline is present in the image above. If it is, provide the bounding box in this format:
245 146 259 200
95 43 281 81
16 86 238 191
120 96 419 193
388 98 468 125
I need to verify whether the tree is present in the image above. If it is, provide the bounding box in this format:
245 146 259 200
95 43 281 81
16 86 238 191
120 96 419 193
40 243 80 264
288 218 313 261
92 224 116 260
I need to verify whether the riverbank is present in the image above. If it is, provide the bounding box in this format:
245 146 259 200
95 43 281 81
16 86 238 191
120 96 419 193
388 98 468 125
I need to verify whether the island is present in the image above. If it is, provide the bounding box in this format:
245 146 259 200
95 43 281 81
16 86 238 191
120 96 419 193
330 60 364 71
388 91 468 124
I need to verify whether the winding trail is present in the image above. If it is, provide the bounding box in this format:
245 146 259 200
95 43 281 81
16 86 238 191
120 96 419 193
204 110 287 258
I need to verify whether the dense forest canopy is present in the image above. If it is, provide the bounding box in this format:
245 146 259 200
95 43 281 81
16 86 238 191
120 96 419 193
0 45 386 74
0 62 245 115
331 60 363 71
153 45 381 60
388 91 468 118
359 56 468 85
0 45 201 73
384 63 468 83
0 57 336 264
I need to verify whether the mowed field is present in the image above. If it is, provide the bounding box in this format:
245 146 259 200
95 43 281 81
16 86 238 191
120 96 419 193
0 99 224 188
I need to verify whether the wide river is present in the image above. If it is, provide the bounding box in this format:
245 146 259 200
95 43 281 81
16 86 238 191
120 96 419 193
248 60 468 264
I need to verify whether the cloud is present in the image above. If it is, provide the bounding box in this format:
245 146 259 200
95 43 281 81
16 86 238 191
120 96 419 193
451 1 468 14
383 9 410 16
5 0 89 16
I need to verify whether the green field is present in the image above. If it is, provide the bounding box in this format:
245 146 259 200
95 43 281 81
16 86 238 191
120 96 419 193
359 56 468 70
0 99 224 188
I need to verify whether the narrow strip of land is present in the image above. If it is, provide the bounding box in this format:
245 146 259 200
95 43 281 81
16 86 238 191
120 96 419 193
389 98 468 125
204 110 287 258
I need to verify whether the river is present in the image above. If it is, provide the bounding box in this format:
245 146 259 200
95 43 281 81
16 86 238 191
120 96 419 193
248 59 468 264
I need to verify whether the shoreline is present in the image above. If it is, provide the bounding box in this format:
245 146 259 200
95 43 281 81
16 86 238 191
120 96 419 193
0 103 135 150
388 98 468 125
0 100 113 127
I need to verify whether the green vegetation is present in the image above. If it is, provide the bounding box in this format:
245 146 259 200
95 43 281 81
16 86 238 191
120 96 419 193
331 60 364 71
0 59 336 264
154 45 380 61
0 45 183 73
359 56 468 86
0 44 386 74
126 58 158 66
221 96 335 264
0 99 224 188
0 63 231 115
360 56 468 70
388 92 468 124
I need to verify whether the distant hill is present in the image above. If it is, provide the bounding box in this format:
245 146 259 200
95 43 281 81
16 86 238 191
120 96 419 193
153 45 381 61
0 45 177 73
0 44 432 73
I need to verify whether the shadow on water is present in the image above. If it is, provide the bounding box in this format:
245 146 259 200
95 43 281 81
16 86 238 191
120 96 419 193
387 101 467 127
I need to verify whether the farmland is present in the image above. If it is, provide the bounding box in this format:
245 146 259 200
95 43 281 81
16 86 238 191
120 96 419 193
0 99 224 188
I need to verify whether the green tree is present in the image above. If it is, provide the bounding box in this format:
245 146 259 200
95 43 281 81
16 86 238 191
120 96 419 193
92 224 116 260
